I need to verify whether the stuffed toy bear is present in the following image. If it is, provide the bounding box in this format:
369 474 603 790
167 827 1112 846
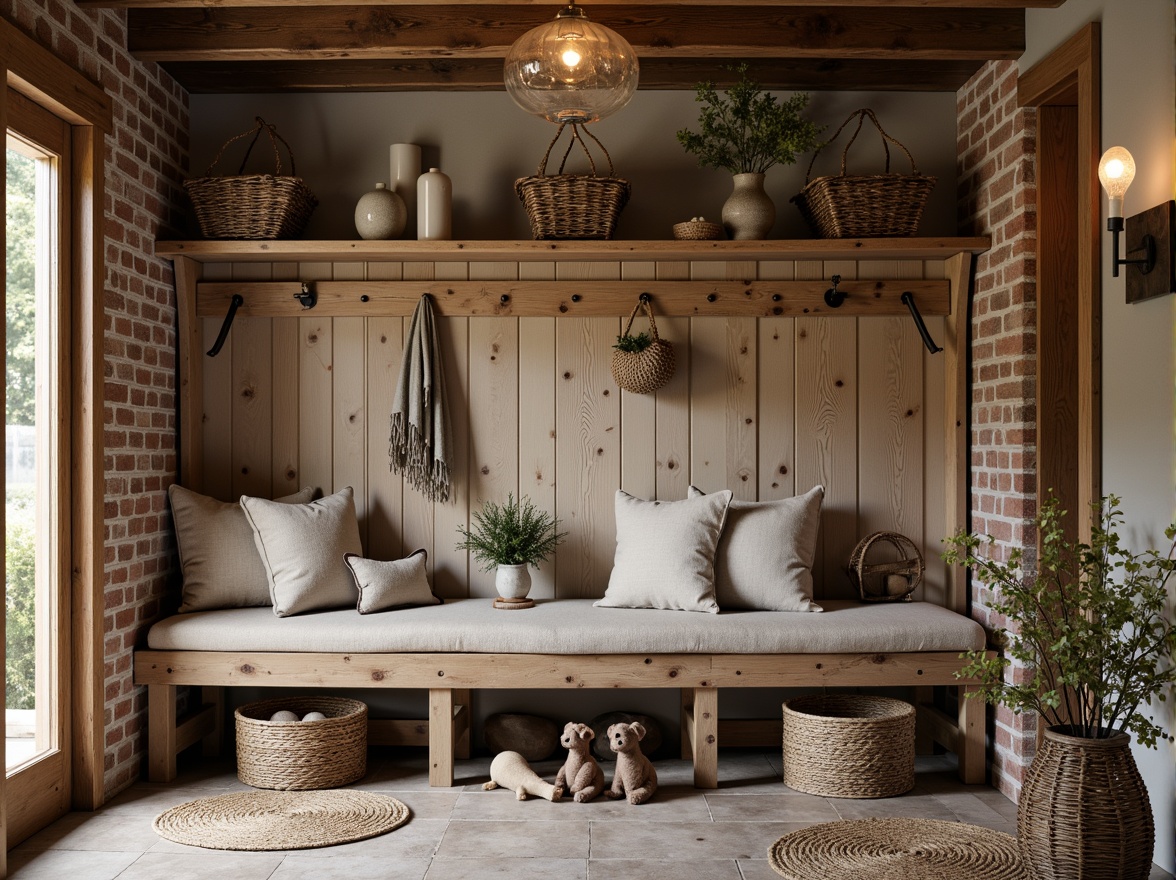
482 750 562 801
553 722 605 803
603 721 658 804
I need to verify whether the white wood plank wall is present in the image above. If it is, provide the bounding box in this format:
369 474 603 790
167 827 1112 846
199 258 946 603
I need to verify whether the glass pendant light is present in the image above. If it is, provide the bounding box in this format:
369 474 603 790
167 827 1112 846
504 1 639 125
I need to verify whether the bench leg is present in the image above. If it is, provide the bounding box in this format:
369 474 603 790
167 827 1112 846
679 689 694 760
429 688 455 787
201 686 225 758
957 685 987 784
453 689 471 760
913 686 935 755
148 683 178 782
690 687 718 789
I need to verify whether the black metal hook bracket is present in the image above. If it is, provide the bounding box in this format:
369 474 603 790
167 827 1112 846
901 291 943 354
294 282 317 310
206 294 244 358
824 275 846 308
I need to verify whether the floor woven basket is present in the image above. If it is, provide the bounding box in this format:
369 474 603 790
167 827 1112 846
516 123 630 240
235 696 367 790
185 116 317 240
791 109 935 239
782 694 915 798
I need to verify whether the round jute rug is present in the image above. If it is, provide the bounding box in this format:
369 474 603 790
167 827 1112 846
769 817 1030 880
153 790 410 851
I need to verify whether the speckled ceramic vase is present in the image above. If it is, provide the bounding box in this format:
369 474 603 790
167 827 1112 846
495 563 532 600
354 183 407 240
722 172 775 240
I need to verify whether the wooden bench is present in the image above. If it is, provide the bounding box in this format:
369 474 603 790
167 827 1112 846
134 599 989 788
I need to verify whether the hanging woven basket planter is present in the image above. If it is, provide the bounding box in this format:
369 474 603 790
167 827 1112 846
611 297 675 395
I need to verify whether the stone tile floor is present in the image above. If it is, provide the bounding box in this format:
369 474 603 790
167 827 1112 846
8 748 1174 879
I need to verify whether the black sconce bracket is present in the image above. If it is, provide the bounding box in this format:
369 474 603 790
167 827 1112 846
1119 200 1175 304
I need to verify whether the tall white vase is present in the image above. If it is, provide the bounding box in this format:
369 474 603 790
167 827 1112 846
417 167 452 241
722 172 775 240
389 143 421 240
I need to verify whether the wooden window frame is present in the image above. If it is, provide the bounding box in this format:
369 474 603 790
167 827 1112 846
1 13 111 868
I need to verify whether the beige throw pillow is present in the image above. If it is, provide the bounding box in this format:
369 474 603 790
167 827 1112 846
345 549 440 614
169 483 315 613
689 485 824 612
241 486 364 617
594 489 732 613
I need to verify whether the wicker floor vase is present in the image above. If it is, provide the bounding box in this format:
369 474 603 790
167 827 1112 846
1017 726 1153 880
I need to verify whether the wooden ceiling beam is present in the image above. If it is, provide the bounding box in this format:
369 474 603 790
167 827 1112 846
86 0 1065 7
164 56 987 92
128 5 1024 63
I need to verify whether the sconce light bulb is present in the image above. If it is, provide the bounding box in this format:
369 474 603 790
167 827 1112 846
1098 146 1136 218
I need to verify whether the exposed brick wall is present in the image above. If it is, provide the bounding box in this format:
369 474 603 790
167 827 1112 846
2 0 187 797
956 59 1038 801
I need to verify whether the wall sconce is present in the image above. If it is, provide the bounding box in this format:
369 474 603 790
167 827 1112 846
1097 146 1175 304
504 1 639 125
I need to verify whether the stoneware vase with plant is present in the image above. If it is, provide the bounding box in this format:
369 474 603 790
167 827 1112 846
456 493 565 601
945 495 1176 880
676 63 822 240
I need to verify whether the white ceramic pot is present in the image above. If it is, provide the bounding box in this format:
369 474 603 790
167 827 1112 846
722 172 775 240
354 183 406 240
495 563 532 600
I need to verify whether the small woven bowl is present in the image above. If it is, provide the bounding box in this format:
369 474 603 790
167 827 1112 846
672 220 724 241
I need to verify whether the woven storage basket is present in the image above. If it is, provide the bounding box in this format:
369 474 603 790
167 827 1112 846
516 123 630 240
185 117 318 240
612 298 675 394
847 531 923 602
672 220 724 241
791 109 935 239
782 694 915 798
235 696 367 790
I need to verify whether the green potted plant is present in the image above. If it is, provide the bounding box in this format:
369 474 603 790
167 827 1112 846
944 495 1176 880
456 493 566 602
676 63 823 240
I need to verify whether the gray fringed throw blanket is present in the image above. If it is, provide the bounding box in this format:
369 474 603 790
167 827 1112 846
389 294 452 502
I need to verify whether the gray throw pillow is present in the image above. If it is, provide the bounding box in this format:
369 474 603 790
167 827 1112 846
594 489 732 613
169 483 315 612
345 549 440 614
241 486 363 617
688 485 824 612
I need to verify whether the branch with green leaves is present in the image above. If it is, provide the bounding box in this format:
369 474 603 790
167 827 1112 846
945 495 1176 747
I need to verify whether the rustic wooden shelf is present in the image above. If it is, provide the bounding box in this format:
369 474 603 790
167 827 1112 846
155 237 990 264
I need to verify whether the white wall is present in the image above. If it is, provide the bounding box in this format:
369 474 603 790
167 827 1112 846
1024 1 1176 872
189 90 957 241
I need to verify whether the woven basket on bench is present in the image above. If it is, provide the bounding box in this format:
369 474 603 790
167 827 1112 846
235 696 367 790
782 693 915 798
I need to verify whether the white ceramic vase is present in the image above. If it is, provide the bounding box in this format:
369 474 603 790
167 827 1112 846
495 563 532 600
722 172 775 240
389 143 421 239
417 167 452 240
354 183 406 240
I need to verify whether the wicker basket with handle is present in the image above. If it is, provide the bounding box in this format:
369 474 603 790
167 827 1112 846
847 531 924 602
185 117 318 240
516 123 630 240
791 109 935 239
235 696 366 790
611 297 675 394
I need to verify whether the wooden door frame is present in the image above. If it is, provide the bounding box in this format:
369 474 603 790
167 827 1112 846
1 13 111 867
1017 22 1102 542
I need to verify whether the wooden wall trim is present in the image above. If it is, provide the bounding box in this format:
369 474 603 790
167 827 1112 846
943 251 973 615
176 257 205 492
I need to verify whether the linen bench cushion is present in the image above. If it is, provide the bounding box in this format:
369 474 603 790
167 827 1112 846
146 599 985 655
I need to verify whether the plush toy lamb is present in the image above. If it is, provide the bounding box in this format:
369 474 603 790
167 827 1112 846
482 750 562 801
603 721 658 804
553 722 605 803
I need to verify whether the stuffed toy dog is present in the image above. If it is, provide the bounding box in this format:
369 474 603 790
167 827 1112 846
553 722 605 803
603 721 658 804
482 750 562 801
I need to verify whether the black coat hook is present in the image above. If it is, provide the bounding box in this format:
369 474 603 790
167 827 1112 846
639 292 652 303
901 291 943 354
824 274 846 308
294 282 317 310
206 294 244 357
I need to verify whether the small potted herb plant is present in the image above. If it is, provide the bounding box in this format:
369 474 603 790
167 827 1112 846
676 63 823 240
944 495 1176 880
456 493 565 602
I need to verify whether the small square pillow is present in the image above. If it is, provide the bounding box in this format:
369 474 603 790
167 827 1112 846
345 549 440 614
241 486 364 617
689 484 824 612
169 483 315 613
594 489 732 613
